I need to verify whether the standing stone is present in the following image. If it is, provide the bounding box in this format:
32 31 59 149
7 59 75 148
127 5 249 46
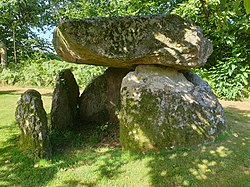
51 69 79 131
15 89 51 159
79 68 130 127
120 65 226 152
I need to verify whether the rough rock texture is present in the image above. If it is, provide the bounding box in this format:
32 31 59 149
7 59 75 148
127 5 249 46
120 65 225 152
15 89 51 159
79 68 130 127
51 69 79 131
53 14 212 69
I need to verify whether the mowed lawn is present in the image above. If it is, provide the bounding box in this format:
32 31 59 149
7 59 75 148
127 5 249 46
0 88 249 187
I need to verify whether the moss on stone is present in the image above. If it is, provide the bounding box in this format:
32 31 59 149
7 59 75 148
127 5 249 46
120 65 225 152
15 89 51 159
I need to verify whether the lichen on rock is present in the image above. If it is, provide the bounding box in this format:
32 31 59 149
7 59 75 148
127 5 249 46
53 14 212 69
119 65 226 152
15 89 51 159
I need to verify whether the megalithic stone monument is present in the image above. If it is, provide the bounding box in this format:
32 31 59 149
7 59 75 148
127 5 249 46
53 14 226 152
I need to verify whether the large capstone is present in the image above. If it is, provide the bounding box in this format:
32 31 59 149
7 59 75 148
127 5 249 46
51 69 79 131
15 89 51 159
53 14 212 69
120 65 226 152
79 68 130 127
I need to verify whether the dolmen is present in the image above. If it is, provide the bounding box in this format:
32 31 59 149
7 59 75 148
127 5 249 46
53 14 226 152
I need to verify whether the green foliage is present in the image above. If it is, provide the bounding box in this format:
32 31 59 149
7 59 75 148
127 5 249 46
73 64 106 89
0 0 55 62
0 55 106 89
195 55 250 100
243 0 250 14
52 0 182 19
173 0 250 100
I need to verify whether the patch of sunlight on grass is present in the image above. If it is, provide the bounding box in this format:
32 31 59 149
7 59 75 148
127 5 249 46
160 170 167 176
189 159 218 180
215 146 232 157
183 152 188 157
169 153 177 159
232 133 239 137
173 175 191 187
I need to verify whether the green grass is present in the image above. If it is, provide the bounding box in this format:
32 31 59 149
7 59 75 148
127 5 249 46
0 91 249 187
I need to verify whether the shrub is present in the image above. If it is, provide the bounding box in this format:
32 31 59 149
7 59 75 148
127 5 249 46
0 58 106 89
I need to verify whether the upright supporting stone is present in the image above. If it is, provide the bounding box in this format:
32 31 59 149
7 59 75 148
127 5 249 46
51 69 79 131
15 89 51 159
120 65 226 152
79 68 130 127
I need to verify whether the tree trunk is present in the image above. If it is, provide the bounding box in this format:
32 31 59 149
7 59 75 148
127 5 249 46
199 0 210 21
0 41 7 68
13 28 17 64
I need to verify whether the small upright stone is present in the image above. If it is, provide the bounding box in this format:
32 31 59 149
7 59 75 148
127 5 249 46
15 89 51 159
51 69 79 131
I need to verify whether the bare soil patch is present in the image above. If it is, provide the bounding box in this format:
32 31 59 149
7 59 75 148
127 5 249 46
219 100 250 111
0 85 53 95
0 85 249 111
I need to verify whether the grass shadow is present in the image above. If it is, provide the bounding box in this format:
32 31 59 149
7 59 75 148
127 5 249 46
0 123 101 186
146 106 250 186
0 128 58 187
95 149 127 180
49 124 130 183
0 90 20 95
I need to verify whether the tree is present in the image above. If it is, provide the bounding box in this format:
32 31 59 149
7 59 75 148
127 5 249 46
0 0 55 64
1 0 248 99
0 0 187 65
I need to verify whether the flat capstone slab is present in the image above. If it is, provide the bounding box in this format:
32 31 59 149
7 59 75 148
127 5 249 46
53 14 212 69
